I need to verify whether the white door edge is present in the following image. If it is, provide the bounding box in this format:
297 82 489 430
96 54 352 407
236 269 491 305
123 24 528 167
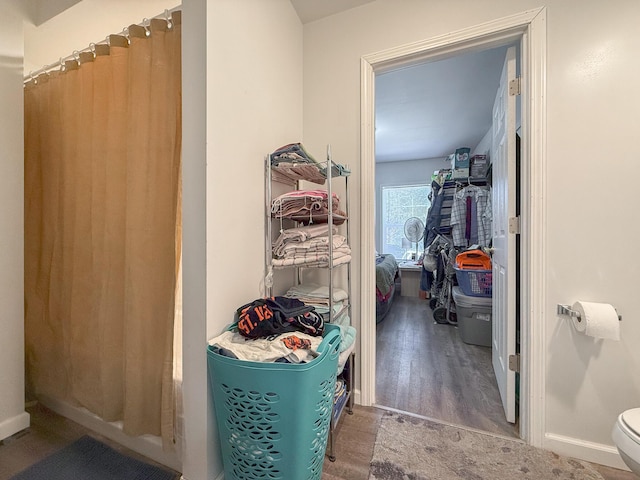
359 7 547 447
491 45 517 424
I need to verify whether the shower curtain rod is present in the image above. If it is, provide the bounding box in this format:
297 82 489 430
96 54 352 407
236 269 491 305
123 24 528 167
24 6 181 84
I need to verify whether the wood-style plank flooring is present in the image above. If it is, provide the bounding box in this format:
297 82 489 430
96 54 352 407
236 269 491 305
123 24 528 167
376 290 517 437
0 399 634 480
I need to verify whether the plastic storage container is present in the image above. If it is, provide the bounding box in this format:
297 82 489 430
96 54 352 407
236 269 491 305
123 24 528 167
207 324 341 480
454 266 492 297
455 250 491 270
452 286 492 347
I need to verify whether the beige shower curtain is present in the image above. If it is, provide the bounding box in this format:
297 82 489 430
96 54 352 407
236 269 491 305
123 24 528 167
24 13 181 449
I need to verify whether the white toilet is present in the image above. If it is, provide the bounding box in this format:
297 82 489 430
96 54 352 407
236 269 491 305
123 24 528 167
612 408 640 475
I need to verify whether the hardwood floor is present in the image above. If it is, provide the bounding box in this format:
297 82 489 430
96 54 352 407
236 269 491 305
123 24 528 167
0 401 634 480
376 291 517 437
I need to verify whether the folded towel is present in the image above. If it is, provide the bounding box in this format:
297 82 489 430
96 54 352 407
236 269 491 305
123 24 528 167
338 325 356 352
285 283 348 303
273 225 337 257
271 250 351 268
337 337 356 375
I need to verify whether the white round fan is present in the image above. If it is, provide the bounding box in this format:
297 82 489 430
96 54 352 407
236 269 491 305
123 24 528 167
403 217 425 258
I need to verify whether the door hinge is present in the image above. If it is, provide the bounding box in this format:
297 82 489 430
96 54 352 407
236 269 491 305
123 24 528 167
509 354 520 373
509 77 521 96
508 216 521 235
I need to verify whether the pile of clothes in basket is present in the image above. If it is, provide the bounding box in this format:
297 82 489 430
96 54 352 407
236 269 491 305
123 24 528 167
208 289 356 373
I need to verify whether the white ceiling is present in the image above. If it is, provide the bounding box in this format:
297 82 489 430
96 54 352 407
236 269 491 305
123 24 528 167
289 0 375 24
288 0 509 165
375 46 509 162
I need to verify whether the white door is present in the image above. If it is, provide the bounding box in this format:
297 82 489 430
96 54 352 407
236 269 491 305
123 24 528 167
491 46 517 424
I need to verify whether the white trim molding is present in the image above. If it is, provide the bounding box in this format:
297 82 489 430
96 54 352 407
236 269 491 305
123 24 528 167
39 396 181 472
518 6 547 450
545 433 630 472
359 7 547 449
0 411 30 442
359 56 376 407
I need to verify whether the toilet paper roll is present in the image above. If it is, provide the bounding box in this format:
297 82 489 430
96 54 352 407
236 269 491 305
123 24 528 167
571 301 620 341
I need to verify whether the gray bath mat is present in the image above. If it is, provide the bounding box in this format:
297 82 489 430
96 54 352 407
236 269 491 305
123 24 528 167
10 435 177 480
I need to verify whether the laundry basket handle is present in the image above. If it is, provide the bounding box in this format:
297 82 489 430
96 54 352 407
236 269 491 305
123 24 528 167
317 327 341 357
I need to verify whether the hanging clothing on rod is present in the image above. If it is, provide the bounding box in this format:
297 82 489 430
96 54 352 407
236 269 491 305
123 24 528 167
450 184 492 247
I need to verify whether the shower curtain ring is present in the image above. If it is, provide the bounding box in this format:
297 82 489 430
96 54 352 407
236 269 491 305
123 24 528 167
73 50 80 66
59 57 65 72
142 18 151 37
29 71 37 85
164 9 173 29
89 43 96 58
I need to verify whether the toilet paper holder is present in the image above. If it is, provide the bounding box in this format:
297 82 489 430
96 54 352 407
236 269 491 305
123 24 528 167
557 304 622 322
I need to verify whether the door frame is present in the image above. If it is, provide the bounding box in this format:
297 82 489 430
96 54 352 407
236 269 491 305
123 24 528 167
359 7 547 447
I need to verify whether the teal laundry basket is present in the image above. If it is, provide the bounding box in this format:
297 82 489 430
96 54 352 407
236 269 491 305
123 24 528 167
207 324 340 480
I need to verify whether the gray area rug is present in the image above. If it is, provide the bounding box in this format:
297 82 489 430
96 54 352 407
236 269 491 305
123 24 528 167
369 412 604 480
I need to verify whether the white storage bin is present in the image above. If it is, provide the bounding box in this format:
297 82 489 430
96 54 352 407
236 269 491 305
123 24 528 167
452 286 492 347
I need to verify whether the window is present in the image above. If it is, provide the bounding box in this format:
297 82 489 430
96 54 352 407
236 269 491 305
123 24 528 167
381 184 430 260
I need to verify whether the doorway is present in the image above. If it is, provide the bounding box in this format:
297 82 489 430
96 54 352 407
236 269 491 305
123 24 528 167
358 8 548 447
373 44 519 438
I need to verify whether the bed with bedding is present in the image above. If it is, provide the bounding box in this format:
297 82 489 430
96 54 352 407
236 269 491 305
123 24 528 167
375 254 399 323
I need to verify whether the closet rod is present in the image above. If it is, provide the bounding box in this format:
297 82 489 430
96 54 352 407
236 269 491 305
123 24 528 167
24 6 181 84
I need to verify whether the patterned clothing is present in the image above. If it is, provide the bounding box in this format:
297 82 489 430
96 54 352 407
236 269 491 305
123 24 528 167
450 185 492 247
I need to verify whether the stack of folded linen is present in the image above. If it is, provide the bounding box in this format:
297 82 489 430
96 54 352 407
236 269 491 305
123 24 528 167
270 143 326 185
271 226 351 268
284 283 356 374
284 283 348 318
272 224 338 258
271 190 347 225
269 143 352 184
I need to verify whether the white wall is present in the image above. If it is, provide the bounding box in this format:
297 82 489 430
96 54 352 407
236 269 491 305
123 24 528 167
0 1 30 442
374 157 449 252
472 128 491 157
181 0 208 477
302 0 640 469
200 1 303 478
23 0 179 74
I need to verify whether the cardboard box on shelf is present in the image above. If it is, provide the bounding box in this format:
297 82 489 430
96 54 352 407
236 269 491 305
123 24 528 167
452 167 469 179
453 147 471 169
470 154 489 177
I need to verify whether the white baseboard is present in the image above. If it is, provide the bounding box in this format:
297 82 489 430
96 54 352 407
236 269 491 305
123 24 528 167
0 411 30 441
544 432 630 472
180 471 224 480
39 396 182 472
